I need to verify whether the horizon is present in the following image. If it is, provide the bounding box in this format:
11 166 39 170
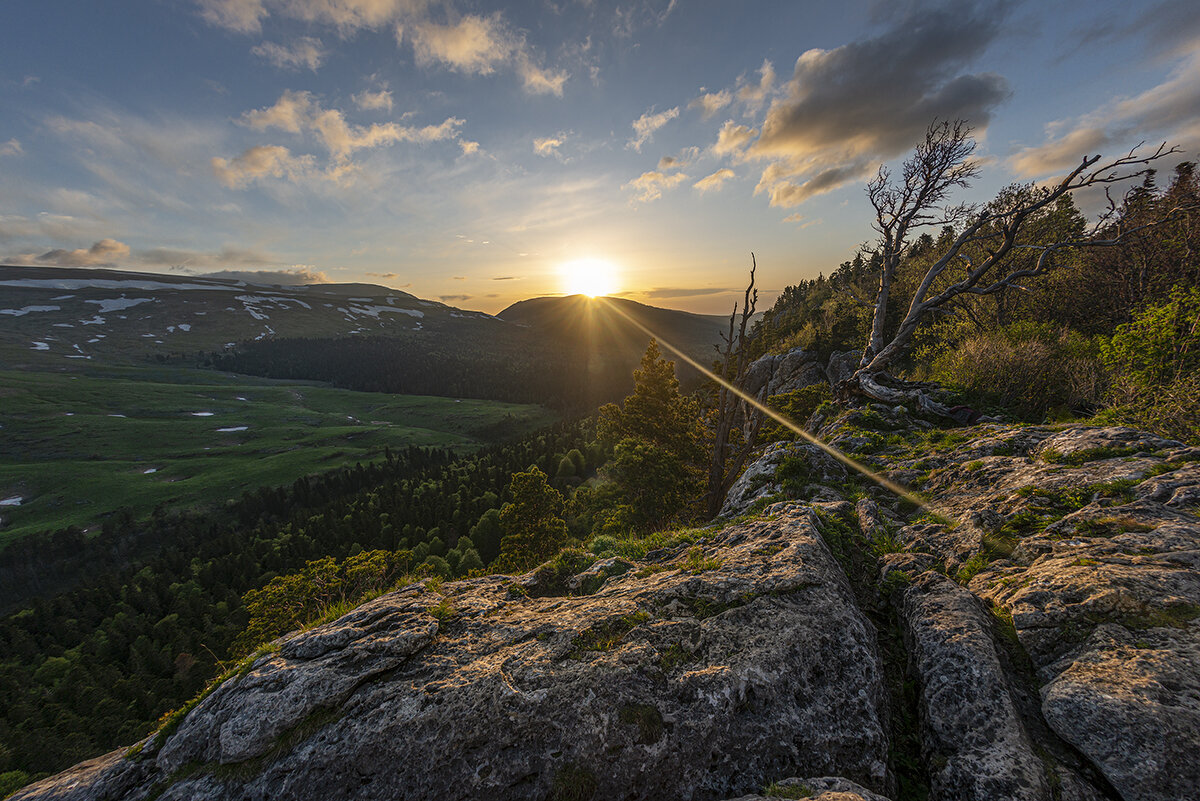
2 0 1198 314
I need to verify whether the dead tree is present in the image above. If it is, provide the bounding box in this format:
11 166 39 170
706 256 759 518
839 119 1191 415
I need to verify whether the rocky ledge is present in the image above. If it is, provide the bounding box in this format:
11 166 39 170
15 414 1200 801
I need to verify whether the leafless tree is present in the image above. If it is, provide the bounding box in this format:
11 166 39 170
840 119 1191 415
706 256 759 518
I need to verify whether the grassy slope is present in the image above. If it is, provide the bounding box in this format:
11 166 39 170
0 365 557 544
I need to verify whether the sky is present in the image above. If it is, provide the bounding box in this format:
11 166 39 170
1 0 1198 314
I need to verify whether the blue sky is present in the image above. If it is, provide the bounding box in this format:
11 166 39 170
2 0 1198 313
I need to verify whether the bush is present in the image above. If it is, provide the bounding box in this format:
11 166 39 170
1095 371 1200 445
1093 286 1200 444
930 323 1105 420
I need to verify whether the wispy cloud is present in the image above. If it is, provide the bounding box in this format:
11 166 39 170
211 144 315 188
534 134 566 158
1011 43 1200 176
251 37 326 71
217 90 477 187
0 139 22 157
353 88 394 112
623 169 688 203
628 106 679 152
693 168 735 193
689 89 732 118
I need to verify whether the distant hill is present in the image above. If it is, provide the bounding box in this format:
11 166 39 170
0 265 482 366
0 267 730 409
498 294 729 386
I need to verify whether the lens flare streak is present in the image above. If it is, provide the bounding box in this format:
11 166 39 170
597 296 937 515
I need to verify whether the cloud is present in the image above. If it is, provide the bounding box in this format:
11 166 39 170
196 0 425 34
644 286 732 298
353 88 394 111
211 145 314 188
0 139 22 157
492 275 517 280
628 106 680 152
1010 45 1200 177
407 14 514 74
34 238 130 267
222 90 474 186
1010 127 1112 177
401 13 567 94
658 155 679 170
713 120 758 157
197 1 565 95
693 168 735 193
623 169 688 203
745 2 1010 206
689 89 732 118
440 294 471 302
137 246 276 267
195 0 268 33
251 37 326 71
736 60 776 112
517 57 568 96
201 267 331 284
762 161 874 207
534 135 565 157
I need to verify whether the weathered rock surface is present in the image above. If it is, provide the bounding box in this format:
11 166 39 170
18 415 1200 801
726 775 893 801
902 572 1049 800
742 347 829 399
16 507 890 801
720 441 848 517
878 422 1200 801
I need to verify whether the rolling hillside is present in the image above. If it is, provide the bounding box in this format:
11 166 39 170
0 265 494 366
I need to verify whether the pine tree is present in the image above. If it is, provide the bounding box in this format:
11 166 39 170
494 467 569 571
594 340 706 532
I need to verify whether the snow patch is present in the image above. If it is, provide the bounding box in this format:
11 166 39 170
191 412 214 417
216 426 249 432
30 341 49 350
109 414 127 418
51 294 75 300
1 305 61 316
0 496 23 507
177 323 191 331
53 323 75 328
142 468 158 474
344 305 424 319
80 315 105 325
85 297 153 313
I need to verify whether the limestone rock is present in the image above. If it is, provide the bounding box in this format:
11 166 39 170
742 347 828 399
725 775 893 800
720 442 847 518
902 572 1049 801
18 507 890 801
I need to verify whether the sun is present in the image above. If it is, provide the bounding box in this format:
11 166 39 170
559 257 619 298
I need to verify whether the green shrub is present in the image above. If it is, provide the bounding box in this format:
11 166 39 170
930 323 1106 420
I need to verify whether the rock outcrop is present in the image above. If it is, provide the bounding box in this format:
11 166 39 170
16 508 890 801
17 412 1200 801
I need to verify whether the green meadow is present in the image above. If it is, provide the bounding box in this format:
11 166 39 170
0 365 557 544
